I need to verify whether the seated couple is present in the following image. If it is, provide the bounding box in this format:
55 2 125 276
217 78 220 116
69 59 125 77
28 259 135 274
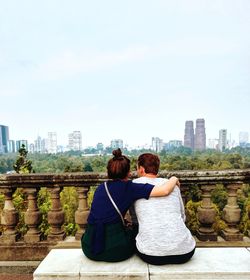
81 149 195 265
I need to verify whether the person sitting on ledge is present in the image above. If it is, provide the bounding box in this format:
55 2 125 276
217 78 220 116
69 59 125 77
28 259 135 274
130 153 196 265
81 148 180 262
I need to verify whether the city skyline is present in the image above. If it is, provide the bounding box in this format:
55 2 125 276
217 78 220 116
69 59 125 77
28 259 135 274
1 122 249 151
1 1 250 147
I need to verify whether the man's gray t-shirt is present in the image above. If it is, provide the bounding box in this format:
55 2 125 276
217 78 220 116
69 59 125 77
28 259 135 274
132 177 196 256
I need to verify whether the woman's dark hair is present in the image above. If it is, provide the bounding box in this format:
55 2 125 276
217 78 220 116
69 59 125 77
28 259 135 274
107 148 130 179
137 153 160 175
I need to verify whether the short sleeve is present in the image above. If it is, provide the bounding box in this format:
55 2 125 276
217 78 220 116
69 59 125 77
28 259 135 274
130 181 154 201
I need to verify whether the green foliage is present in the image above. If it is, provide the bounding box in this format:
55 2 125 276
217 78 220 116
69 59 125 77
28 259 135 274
211 185 228 211
37 188 51 237
13 189 28 236
185 200 201 234
13 144 33 174
239 197 250 235
61 187 78 235
185 200 227 235
185 185 202 202
87 186 97 208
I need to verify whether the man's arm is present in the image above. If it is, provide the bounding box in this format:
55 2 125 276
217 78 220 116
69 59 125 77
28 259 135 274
150 176 180 197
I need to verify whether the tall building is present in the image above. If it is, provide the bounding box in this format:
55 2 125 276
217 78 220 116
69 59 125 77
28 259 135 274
239 132 249 147
0 125 9 153
194 118 206 151
151 137 163 152
7 140 16 153
41 138 48 153
34 136 42 153
48 132 57 154
184 121 194 150
68 131 82 151
16 140 28 151
111 139 123 149
218 129 227 151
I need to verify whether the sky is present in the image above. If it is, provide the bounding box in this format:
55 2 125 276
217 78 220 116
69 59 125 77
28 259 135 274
0 0 250 148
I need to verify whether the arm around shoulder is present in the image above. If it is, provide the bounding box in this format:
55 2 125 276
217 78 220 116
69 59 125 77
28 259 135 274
150 176 180 197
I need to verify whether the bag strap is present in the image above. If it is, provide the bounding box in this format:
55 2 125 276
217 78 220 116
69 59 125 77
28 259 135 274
104 182 125 226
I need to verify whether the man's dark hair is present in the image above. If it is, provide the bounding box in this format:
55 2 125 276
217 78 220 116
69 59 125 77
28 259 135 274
137 153 160 175
107 148 130 179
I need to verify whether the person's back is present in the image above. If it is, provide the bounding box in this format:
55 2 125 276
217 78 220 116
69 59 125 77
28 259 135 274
132 153 195 265
133 177 195 257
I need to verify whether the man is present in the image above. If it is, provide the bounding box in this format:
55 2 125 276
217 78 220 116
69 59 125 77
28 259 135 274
131 153 196 265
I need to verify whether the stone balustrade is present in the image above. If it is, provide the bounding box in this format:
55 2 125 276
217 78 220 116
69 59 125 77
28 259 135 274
0 169 250 261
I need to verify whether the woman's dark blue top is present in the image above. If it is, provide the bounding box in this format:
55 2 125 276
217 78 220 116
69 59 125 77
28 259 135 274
87 180 154 254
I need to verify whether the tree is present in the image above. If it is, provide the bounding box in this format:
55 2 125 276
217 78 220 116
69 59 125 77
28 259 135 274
13 144 33 174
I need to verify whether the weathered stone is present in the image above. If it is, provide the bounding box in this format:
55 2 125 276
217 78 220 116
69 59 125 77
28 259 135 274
0 187 19 245
197 185 217 241
75 187 89 240
221 184 243 241
47 186 66 241
24 188 42 243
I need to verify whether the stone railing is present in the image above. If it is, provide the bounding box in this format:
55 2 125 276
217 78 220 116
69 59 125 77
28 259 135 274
0 169 250 260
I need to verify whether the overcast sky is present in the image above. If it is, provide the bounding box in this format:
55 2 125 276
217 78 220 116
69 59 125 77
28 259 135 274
0 0 250 147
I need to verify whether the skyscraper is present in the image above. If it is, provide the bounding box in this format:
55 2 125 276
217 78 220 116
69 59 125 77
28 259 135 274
151 137 163 152
219 129 227 151
48 132 57 154
68 131 82 151
194 118 206 151
184 121 194 150
0 125 9 153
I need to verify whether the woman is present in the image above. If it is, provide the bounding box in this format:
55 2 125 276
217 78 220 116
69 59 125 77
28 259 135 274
81 148 179 262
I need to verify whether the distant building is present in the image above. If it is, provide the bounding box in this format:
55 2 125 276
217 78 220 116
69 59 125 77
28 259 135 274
239 131 249 147
7 140 15 153
165 140 183 150
34 136 43 153
0 125 9 153
151 137 163 152
29 143 35 153
111 139 123 149
96 143 104 151
16 140 28 151
41 138 48 153
207 139 219 150
184 121 194 150
218 129 227 151
68 131 82 151
48 132 57 154
194 118 206 151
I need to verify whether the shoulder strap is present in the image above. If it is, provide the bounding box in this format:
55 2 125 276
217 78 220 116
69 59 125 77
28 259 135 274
104 182 125 226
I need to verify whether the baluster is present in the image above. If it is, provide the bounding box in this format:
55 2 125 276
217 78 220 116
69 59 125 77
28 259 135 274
221 184 243 241
47 186 66 241
23 187 42 243
197 185 217 241
75 186 90 240
0 187 19 244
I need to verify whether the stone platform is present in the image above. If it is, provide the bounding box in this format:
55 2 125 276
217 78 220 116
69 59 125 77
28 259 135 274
33 248 250 280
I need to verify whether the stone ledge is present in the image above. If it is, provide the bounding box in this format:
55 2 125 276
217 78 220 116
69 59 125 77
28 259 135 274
33 248 250 280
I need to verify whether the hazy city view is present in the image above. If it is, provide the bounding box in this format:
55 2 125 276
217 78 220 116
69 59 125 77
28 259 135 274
0 2 250 280
0 118 250 155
